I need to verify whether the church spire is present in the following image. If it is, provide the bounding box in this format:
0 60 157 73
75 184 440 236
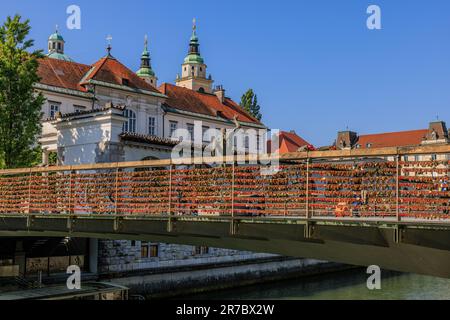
136 35 157 87
176 19 213 93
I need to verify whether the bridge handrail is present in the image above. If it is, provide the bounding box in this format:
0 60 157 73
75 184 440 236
1 144 450 175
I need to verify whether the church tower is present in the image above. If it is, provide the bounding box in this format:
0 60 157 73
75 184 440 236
47 27 73 62
175 19 213 93
136 35 158 88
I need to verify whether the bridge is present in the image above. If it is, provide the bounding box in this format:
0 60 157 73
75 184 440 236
1 145 450 278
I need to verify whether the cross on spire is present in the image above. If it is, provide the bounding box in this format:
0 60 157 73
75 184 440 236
144 34 148 49
193 18 196 31
106 35 113 55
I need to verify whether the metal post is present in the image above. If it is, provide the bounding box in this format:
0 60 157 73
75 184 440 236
167 165 173 232
27 171 32 215
306 159 311 219
285 167 289 217
114 167 119 216
230 162 236 235
67 171 73 215
396 155 401 222
231 162 235 219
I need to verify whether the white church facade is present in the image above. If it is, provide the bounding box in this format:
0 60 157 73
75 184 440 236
34 24 277 277
38 24 267 167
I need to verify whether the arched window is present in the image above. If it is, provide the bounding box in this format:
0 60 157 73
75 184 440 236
123 109 137 133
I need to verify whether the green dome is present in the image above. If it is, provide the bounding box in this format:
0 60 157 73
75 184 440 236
47 52 73 62
136 66 155 77
49 32 64 42
184 53 204 64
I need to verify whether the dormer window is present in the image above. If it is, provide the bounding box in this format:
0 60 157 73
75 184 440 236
122 78 130 86
366 143 372 148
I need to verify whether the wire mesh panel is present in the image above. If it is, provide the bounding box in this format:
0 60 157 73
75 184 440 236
0 173 30 214
170 166 232 217
117 168 172 216
399 158 450 220
307 158 398 218
29 172 71 214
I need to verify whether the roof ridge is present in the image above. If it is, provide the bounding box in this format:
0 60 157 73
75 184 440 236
81 57 108 84
41 56 91 69
223 97 261 124
281 131 310 147
359 128 428 137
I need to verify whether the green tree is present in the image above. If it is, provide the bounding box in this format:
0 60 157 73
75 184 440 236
0 15 44 169
239 89 262 121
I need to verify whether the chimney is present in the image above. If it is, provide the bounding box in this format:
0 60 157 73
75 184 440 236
214 85 226 103
424 121 449 143
336 131 358 150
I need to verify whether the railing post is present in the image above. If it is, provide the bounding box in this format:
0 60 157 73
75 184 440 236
27 170 32 215
67 170 73 215
230 162 236 235
306 158 311 219
114 166 119 216
396 155 401 222
167 164 173 232
284 166 289 217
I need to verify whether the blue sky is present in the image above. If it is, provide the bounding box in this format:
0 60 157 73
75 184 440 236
2 0 450 146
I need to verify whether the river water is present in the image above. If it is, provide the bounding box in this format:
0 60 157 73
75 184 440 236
186 269 450 300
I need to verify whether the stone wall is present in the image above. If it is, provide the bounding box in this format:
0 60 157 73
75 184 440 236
98 240 276 274
103 258 349 299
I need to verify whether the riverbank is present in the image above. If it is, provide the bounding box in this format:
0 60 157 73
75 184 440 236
182 268 450 300
101 257 356 299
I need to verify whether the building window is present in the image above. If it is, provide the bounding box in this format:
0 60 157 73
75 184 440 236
73 105 86 113
244 136 250 149
187 123 195 141
148 117 156 136
431 154 437 161
194 246 209 255
169 121 178 138
141 242 149 258
141 242 159 258
415 155 420 162
404 156 409 162
202 126 211 143
49 101 61 118
123 109 137 133
149 244 159 258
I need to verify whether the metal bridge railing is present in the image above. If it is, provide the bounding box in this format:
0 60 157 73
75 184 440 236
0 145 449 222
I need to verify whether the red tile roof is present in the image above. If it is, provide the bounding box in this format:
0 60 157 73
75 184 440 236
268 131 313 154
37 56 161 94
81 56 161 94
356 129 428 149
158 83 263 125
37 57 91 92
